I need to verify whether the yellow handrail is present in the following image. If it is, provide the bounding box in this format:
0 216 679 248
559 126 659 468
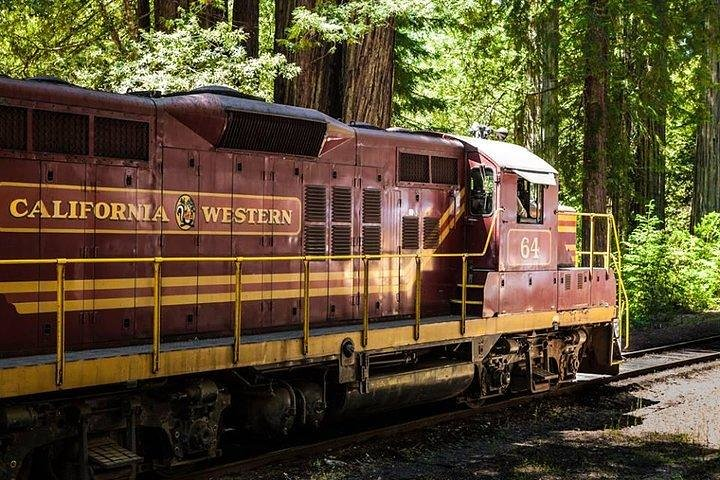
566 212 629 349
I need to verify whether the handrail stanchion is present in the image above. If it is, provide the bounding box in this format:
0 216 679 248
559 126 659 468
589 215 595 269
460 254 468 335
605 216 611 269
152 258 162 374
362 256 370 348
233 258 243 364
302 258 310 356
55 260 66 386
414 254 421 341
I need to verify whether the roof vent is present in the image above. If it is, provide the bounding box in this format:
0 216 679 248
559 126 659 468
188 85 265 102
349 121 383 130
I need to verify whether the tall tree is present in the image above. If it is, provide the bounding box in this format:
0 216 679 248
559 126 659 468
582 0 611 257
232 0 260 57
691 0 720 227
137 0 151 31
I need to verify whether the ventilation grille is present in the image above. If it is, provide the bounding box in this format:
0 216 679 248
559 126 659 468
304 185 326 222
577 273 584 290
423 217 440 249
0 106 27 151
95 117 149 161
431 156 458 185
218 110 326 157
304 224 326 255
362 189 381 224
362 225 381 255
331 224 352 256
398 152 430 183
33 110 88 155
332 187 352 223
402 216 420 250
564 273 572 291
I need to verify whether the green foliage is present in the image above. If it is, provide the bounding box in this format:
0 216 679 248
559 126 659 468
623 205 720 324
81 11 297 98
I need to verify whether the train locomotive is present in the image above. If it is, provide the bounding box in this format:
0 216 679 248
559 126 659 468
0 77 625 479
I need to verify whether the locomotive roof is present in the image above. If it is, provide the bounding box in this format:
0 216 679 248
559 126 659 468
447 135 558 185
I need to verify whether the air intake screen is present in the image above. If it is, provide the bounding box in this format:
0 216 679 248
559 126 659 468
332 187 352 223
331 224 352 255
0 106 27 151
431 156 458 185
402 216 420 250
362 189 381 224
33 109 88 155
398 152 430 183
362 225 381 255
304 224 326 255
423 217 440 249
218 110 326 157
304 185 326 222
95 117 149 161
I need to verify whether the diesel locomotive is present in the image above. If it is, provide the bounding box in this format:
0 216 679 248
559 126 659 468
0 77 626 479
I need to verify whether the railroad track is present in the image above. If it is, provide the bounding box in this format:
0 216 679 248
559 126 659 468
165 335 720 480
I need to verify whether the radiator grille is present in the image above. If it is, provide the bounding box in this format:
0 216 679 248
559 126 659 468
398 152 430 183
431 156 458 185
218 110 326 157
33 109 89 155
564 273 572 291
402 216 420 250
331 224 352 256
362 189 381 224
304 224 326 255
0 106 27 151
94 117 149 161
332 187 352 223
423 217 440 249
577 273 584 290
304 185 326 222
362 225 381 255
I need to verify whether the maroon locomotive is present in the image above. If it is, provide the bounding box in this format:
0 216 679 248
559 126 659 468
0 77 624 479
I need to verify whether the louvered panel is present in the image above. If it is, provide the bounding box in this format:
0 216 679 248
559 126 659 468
218 110 326 157
95 117 149 161
577 273 584 290
362 225 381 255
362 189 381 224
398 152 430 183
423 217 440 249
331 224 352 256
564 273 572 291
402 216 420 250
32 109 88 155
304 224 326 255
332 187 352 223
431 156 459 185
304 185 326 222
0 105 27 151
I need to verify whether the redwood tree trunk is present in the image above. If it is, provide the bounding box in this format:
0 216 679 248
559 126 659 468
232 0 260 57
154 0 189 30
136 0 151 31
692 0 720 228
342 21 395 128
582 0 610 261
274 0 342 116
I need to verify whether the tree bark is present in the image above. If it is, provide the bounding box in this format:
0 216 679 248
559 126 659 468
153 0 189 30
198 0 228 28
691 0 720 227
582 0 610 261
232 0 260 57
273 0 342 117
136 0 151 32
342 20 395 128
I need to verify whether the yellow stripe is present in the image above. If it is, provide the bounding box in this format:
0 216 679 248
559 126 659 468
558 226 576 233
565 244 577 251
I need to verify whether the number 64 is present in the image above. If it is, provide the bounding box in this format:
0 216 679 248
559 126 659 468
520 237 540 259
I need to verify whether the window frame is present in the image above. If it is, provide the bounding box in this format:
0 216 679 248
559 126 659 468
468 165 496 217
516 178 544 224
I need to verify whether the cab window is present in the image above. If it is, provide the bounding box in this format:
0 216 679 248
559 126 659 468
517 179 543 223
469 167 494 215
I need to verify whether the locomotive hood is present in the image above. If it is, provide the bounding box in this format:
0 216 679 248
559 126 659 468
445 135 558 185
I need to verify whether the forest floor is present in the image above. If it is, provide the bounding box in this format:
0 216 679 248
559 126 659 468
228 313 720 480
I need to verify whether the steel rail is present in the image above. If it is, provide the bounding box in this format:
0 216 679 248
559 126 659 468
170 338 720 480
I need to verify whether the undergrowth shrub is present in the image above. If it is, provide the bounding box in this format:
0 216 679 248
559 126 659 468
622 207 720 325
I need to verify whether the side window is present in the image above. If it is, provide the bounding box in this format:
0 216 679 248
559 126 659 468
517 179 543 223
469 167 494 215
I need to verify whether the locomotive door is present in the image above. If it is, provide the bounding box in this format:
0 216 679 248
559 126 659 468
302 161 329 325
196 151 233 335
326 164 355 324
89 163 138 345
161 147 200 336
38 160 92 350
232 153 268 331
356 167 384 321
382 188 400 318
267 155 302 328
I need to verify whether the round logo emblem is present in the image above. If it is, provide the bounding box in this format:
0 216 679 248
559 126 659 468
175 194 196 230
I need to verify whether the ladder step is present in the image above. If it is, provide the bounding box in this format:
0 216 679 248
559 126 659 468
532 367 559 382
89 440 142 469
450 299 483 305
456 284 484 288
